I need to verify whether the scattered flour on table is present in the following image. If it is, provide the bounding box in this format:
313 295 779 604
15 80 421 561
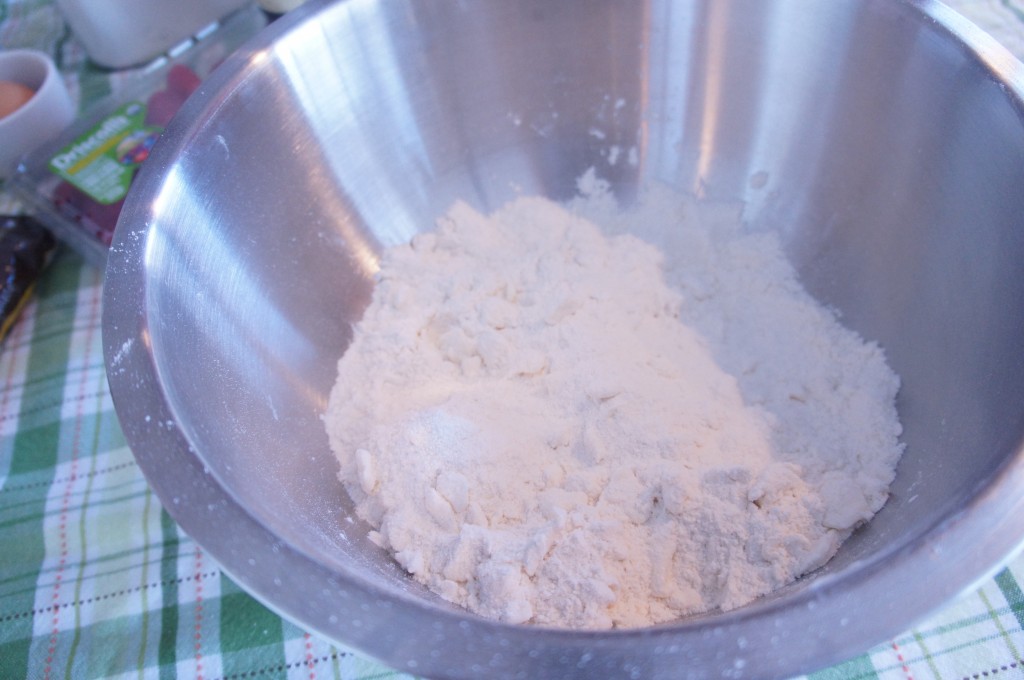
324 182 904 629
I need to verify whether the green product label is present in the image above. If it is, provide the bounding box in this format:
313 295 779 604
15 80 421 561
48 102 162 205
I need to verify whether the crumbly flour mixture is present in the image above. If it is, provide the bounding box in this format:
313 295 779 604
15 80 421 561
325 183 903 629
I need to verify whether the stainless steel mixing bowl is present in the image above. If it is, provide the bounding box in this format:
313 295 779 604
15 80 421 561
102 0 1024 677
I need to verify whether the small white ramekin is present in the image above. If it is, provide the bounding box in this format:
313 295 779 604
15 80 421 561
0 49 76 180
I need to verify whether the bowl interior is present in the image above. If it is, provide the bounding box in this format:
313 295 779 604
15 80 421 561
109 0 1024 673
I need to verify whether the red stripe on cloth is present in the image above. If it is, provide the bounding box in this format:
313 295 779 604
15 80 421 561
42 287 99 680
891 640 914 680
194 547 205 680
304 632 316 680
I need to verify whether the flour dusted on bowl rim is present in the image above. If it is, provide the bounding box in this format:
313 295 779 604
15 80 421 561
324 182 904 629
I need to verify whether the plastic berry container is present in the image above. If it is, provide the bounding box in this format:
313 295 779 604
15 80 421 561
8 4 266 268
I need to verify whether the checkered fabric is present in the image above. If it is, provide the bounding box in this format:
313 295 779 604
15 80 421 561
0 255 392 679
1 1 1023 679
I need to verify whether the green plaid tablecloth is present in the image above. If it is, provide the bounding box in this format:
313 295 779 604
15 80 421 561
1 1 1024 678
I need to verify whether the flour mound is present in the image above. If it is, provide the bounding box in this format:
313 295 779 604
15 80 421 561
325 190 903 629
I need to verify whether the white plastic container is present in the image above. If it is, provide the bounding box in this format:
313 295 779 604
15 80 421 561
256 0 307 13
56 0 252 69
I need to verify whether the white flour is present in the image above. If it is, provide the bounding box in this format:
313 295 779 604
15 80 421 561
325 183 903 629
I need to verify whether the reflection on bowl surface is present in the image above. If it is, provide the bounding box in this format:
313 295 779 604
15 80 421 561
103 0 1024 678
